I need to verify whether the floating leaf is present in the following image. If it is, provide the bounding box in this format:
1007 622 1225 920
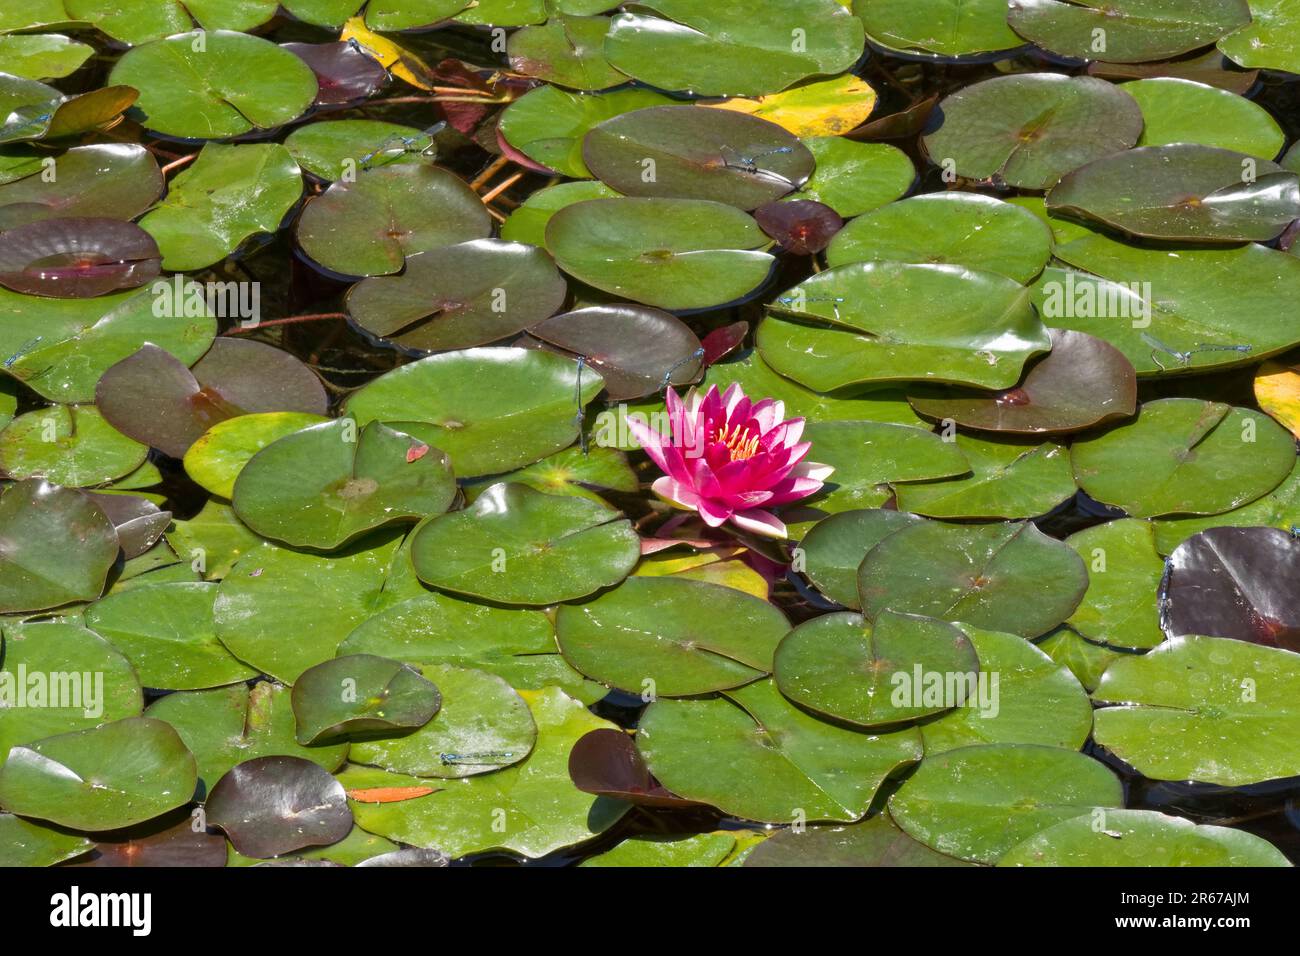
857 520 1089 638
207 755 352 859
283 40 389 106
893 435 1076 520
786 137 914 218
0 813 93 867
567 728 700 808
500 181 620 247
745 813 973 867
0 217 160 298
1064 519 1165 650
581 831 740 867
0 34 93 80
704 74 877 137
0 143 161 230
184 412 329 499
285 120 434 181
855 0 1023 57
70 817 228 868
508 15 625 91
0 404 146 487
799 508 923 608
1255 354 1300 439
1218 0 1300 73
292 655 441 745
754 200 843 255
0 72 59 143
1124 77 1285 156
1008 0 1251 63
1035 626 1123 692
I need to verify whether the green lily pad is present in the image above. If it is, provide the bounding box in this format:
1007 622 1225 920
1008 0 1250 63
0 717 196 830
338 591 603 703
233 418 456 551
83 580 257 690
508 15 626 91
138 142 302 271
555 575 790 696
1152 459 1300 554
345 239 567 352
744 813 974 867
455 0 548 25
922 73 1143 190
0 73 59 144
786 137 914 218
0 620 142 765
1000 808 1290 866
888 743 1123 864
0 813 92 866
854 0 1023 57
604 0 865 98
0 144 161 230
906 329 1138 435
166 500 262 581
1093 635 1300 786
0 283 214 403
65 0 280 44
580 831 740 867
1070 397 1294 517
184 412 329 499
1064 519 1165 649
758 263 1050 391
1219 0 1300 73
920 624 1093 754
0 480 119 613
0 404 146 487
1046 144 1299 242
893 435 1076 520
145 681 348 794
826 193 1053 283
637 678 922 823
1124 77 1285 156
362 0 472 31
0 34 93 80
498 85 677 178
774 610 980 728
857 520 1089 638
226 824 397 867
583 105 813 210
500 181 621 247
798 508 923 608
345 347 604 477
410 482 638 606
297 161 492 278
1035 626 1124 692
284 120 435 181
213 532 404 684
465 442 638 507
347 686 629 859
547 197 774 310
109 31 317 139
349 663 534 777
290 654 441 745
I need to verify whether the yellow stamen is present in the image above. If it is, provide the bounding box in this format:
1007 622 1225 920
715 422 761 462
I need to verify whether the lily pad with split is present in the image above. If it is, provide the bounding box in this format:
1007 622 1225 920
1151 459 1300 555
0 217 160 297
284 120 435 182
0 404 146 487
508 15 626 91
183 412 329 499
799 508 924 608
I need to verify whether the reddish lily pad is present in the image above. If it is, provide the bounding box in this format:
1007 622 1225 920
0 217 160 297
568 728 702 809
283 40 389 106
206 755 353 859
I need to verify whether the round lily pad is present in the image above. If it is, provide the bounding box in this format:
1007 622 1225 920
555 575 790 696
498 85 677 178
1124 77 1285 156
920 624 1093 754
799 508 924 608
345 239 567 353
349 664 535 777
347 687 629 859
857 520 1089 638
855 0 1023 58
998 808 1291 867
546 197 775 310
233 418 455 551
758 263 1050 391
144 681 348 795
922 73 1143 190
637 678 921 823
138 142 302 271
744 813 974 867
1008 0 1251 63
500 180 621 247
1093 635 1300 786
0 217 160 298
1046 144 1299 242
888 743 1123 864
291 654 441 745
0 144 156 230
754 199 843 255
183 412 329 499
774 610 980 727
0 717 197 831
907 329 1138 434
410 482 638 606
826 193 1053 283
0 479 119 613
1162 527 1300 651
0 403 147 487
207 755 352 859
1064 519 1165 650
343 347 604 477
787 137 913 218
604 0 865 98
893 435 1077 520
529 304 703 401
109 31 318 139
296 161 492 278
508 15 625 91
1070 397 1295 517
583 105 814 210
84 580 258 690
284 120 435 181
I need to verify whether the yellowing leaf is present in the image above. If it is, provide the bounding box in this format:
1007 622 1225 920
1256 358 1300 438
341 16 436 91
635 547 769 599
702 75 878 137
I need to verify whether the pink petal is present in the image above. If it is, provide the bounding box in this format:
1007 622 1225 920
730 508 788 539
652 476 701 510
697 497 733 527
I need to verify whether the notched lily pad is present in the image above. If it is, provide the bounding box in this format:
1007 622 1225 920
292 654 441 745
0 217 160 297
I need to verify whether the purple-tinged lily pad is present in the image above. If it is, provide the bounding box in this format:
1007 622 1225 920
0 217 160 298
206 755 353 859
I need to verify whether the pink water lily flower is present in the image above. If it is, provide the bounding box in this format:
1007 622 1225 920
627 383 833 539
